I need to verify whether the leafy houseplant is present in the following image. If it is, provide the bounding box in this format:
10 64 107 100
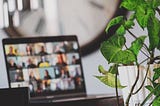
96 0 160 106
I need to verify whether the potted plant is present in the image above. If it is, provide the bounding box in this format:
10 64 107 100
95 0 160 106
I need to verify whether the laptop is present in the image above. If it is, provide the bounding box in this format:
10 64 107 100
2 35 89 103
0 87 29 106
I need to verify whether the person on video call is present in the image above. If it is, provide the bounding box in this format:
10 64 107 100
73 67 83 89
43 69 52 89
26 44 33 55
55 53 67 78
38 45 48 56
7 58 17 70
55 53 67 67
29 70 38 92
7 46 16 56
27 58 37 68
15 69 24 82
44 69 52 80
38 56 50 67
71 55 80 64
60 68 70 79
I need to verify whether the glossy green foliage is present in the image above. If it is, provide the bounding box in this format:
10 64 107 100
97 0 160 105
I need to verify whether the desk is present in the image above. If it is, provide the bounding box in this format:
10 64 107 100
0 87 124 106
29 95 124 106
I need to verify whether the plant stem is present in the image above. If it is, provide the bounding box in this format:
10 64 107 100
125 64 140 106
140 48 150 59
127 29 137 39
132 64 150 95
148 50 155 64
140 57 150 65
154 56 160 60
124 44 128 49
148 94 160 106
115 72 120 106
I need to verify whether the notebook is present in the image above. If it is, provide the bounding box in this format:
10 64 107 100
2 35 88 103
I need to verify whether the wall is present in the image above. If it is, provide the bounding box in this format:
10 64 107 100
0 29 8 88
0 29 117 95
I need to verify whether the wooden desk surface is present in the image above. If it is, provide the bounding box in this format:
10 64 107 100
29 95 124 106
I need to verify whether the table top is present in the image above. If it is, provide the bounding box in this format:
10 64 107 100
29 94 124 106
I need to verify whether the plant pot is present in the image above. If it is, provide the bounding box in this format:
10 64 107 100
118 64 160 106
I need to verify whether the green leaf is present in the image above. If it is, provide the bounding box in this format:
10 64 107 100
129 13 136 21
153 68 160 81
147 77 157 88
151 0 160 8
105 16 124 33
98 65 108 75
110 49 136 64
100 35 136 64
108 64 118 74
135 5 147 28
108 34 126 48
129 36 146 57
95 74 126 89
149 82 160 96
154 84 160 96
124 13 135 29
96 65 125 89
158 40 160 50
147 16 160 50
141 84 160 105
116 25 126 36
120 0 138 11
135 6 154 28
153 73 160 82
153 96 160 106
124 20 135 29
145 85 154 92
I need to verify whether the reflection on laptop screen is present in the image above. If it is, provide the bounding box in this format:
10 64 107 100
3 35 86 99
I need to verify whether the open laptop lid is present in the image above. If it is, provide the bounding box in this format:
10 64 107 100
2 35 86 100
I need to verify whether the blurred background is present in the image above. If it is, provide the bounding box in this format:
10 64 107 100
0 0 125 95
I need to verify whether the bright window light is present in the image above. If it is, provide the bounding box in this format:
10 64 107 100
13 11 20 27
7 0 16 12
30 0 39 10
3 2 9 28
0 1 4 28
17 0 23 11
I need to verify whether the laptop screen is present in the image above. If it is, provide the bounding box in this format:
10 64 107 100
2 35 86 99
